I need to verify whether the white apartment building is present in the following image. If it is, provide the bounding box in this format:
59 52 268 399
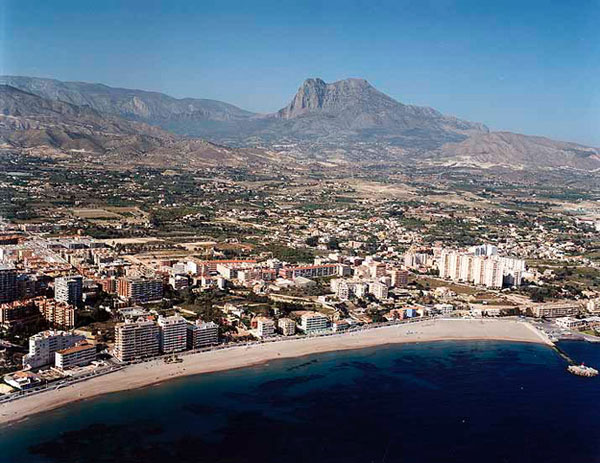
472 256 485 286
158 315 188 354
336 280 350 301
330 279 372 301
301 312 329 334
438 247 524 289
23 331 86 369
555 317 586 329
483 259 504 288
186 260 198 275
459 255 473 282
404 252 430 269
448 252 462 281
216 264 238 280
434 303 454 315
187 320 219 348
354 283 368 298
278 318 296 336
369 282 389 300
114 319 160 361
257 317 276 338
469 244 498 256
55 341 96 370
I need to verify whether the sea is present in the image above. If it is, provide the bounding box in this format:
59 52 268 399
0 340 598 463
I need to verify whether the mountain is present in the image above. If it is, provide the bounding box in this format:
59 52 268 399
276 77 486 135
3 75 599 172
0 76 254 122
0 85 282 168
1 75 487 148
437 131 600 170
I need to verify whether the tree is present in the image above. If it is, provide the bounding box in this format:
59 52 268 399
327 237 340 250
92 307 111 323
306 236 319 247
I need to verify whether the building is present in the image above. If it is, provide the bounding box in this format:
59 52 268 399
54 275 83 306
0 264 17 303
469 244 498 256
528 302 581 318
404 252 431 269
278 318 296 336
157 315 188 353
169 274 189 291
482 259 504 289
336 280 351 301
55 341 96 370
4 371 43 390
35 297 76 329
390 269 409 287
369 282 389 300
118 277 163 303
587 299 600 314
434 303 454 315
300 312 329 334
194 259 257 275
23 331 86 369
98 277 117 294
0 300 40 328
332 320 350 332
369 262 387 279
17 273 43 299
186 320 219 349
555 317 587 330
114 318 160 361
279 264 339 280
438 248 524 289
256 317 276 338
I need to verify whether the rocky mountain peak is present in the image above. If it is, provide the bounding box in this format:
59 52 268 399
277 77 386 119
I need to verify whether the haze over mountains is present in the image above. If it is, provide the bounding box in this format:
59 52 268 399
1 75 599 171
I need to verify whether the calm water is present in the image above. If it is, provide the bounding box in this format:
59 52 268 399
0 340 599 463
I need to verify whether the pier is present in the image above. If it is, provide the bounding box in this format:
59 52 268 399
552 344 598 378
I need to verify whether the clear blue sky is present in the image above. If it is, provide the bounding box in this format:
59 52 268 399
2 0 599 145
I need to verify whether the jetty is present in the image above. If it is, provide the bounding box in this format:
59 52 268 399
552 344 598 378
568 364 599 378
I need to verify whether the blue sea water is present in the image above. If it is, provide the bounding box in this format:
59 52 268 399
0 340 599 463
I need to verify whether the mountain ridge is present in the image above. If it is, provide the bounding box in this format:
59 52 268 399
0 84 284 168
0 75 255 123
2 75 599 172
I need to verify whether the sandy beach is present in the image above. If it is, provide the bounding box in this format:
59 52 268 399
0 318 551 427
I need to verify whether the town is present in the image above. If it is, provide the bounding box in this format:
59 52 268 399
1 160 600 398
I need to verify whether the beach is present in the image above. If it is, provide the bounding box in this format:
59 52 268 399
0 318 551 427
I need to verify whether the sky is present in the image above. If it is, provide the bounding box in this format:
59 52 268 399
2 0 599 145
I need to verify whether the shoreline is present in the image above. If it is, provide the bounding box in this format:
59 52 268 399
0 318 552 428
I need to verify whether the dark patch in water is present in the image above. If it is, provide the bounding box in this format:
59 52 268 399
346 360 379 372
258 374 325 393
286 359 319 371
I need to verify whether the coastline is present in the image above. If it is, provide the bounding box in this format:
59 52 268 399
0 318 552 427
